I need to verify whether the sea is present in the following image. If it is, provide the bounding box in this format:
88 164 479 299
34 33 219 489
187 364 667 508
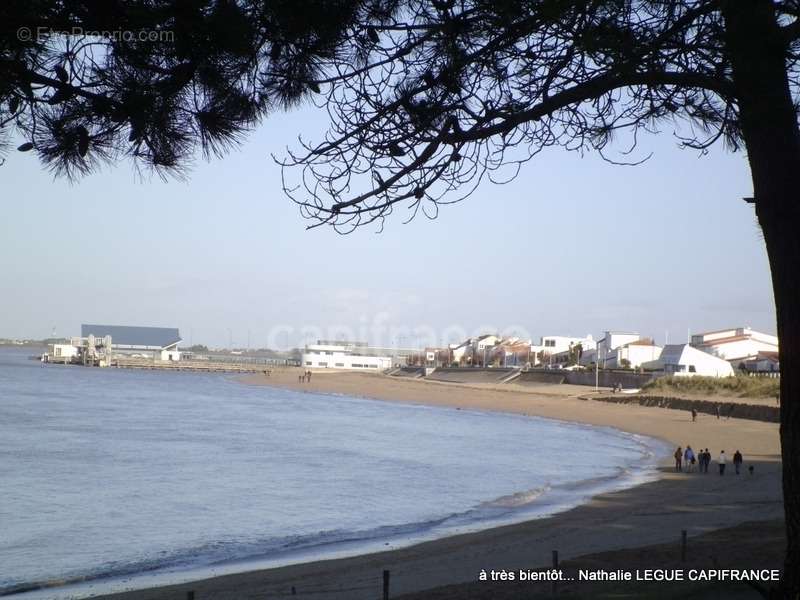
0 347 670 598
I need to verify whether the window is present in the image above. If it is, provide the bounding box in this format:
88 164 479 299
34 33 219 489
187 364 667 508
352 363 363 368
688 365 696 373
545 339 556 347
335 363 344 367
305 361 312 366
318 362 328 367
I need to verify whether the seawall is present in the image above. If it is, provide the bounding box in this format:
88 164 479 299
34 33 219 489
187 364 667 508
585 395 780 423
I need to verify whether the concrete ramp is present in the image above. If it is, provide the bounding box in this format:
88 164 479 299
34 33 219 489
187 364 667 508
426 367 517 384
390 367 426 378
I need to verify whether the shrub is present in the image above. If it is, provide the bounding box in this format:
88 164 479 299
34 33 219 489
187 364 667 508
642 375 779 398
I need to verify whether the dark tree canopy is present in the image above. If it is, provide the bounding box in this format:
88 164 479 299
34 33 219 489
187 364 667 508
4 2 800 598
0 0 379 177
276 0 800 232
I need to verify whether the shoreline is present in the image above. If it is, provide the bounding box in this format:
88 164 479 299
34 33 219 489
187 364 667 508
66 370 784 600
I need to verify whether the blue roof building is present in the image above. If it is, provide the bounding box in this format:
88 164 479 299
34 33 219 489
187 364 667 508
81 324 182 353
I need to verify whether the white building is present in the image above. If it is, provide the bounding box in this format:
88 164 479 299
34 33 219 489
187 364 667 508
302 341 393 371
596 331 641 368
691 327 779 368
473 334 503 351
644 344 734 377
533 334 595 366
604 339 663 369
449 340 473 365
47 343 79 362
81 324 182 361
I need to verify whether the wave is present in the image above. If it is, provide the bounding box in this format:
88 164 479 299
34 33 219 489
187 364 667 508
480 485 552 509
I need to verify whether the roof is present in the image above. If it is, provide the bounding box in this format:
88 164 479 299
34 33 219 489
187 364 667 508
693 327 746 337
626 338 656 346
658 344 687 362
695 334 752 346
81 324 181 348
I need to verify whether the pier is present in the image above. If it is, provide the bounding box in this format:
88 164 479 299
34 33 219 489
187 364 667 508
111 358 265 373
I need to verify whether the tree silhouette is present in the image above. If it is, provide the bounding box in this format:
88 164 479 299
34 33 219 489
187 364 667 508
0 0 370 177
3 0 800 596
277 3 800 595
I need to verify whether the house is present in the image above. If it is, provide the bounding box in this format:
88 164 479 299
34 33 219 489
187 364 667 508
302 340 392 370
449 339 473 365
81 324 181 361
596 331 641 368
743 351 780 374
471 334 503 366
603 339 663 369
473 334 503 351
490 339 533 366
533 334 595 366
690 327 778 368
643 344 734 377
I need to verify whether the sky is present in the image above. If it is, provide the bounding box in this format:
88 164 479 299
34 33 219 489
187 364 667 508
0 101 776 350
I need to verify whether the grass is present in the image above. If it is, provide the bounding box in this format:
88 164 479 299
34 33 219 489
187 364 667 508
642 375 780 398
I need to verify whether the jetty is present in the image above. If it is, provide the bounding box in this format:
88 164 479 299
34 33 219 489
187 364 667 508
110 358 265 373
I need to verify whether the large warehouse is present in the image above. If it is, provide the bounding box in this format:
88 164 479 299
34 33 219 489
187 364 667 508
80 324 182 361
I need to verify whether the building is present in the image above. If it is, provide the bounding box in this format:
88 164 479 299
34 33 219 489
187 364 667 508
46 343 79 362
643 344 734 377
533 334 595 366
469 334 503 366
603 339 663 369
302 340 393 370
449 339 474 365
494 340 534 367
743 351 780 374
596 331 641 368
80 324 182 361
690 327 779 368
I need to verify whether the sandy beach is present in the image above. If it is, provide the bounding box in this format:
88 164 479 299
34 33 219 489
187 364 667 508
90 369 783 600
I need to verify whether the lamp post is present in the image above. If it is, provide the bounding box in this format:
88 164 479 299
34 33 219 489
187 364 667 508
595 351 599 392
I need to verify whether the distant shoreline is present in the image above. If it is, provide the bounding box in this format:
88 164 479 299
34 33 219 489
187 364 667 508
78 369 783 600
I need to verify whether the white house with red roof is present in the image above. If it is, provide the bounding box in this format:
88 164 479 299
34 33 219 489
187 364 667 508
690 327 778 368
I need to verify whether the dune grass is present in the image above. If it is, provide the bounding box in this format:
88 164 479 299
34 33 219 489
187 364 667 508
642 375 780 398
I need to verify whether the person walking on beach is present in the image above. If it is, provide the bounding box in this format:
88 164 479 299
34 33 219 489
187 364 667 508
689 446 697 472
718 450 727 475
703 448 711 473
691 408 697 422
684 446 695 472
715 405 720 419
306 370 312 382
733 450 743 475
674 447 683 472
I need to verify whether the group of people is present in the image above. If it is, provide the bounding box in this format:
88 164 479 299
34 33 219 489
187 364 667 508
298 370 313 383
674 446 747 475
690 405 734 421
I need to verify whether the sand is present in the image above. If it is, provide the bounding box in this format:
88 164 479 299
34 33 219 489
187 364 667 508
89 369 783 600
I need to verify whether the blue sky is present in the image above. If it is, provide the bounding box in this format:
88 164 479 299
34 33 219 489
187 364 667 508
0 101 775 349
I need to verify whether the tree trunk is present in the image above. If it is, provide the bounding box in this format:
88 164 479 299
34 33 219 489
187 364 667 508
721 2 800 597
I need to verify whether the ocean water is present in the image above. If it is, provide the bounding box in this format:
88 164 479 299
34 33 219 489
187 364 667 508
0 348 668 598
